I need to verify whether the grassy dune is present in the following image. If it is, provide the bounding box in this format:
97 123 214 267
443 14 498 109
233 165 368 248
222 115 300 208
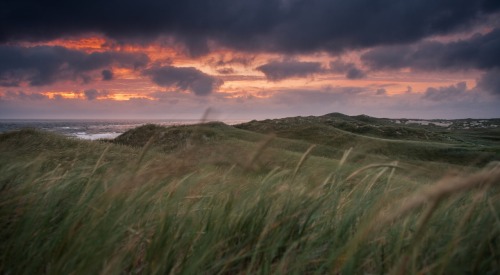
1 119 499 274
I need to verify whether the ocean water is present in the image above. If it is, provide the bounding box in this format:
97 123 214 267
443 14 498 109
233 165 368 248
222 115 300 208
0 119 247 140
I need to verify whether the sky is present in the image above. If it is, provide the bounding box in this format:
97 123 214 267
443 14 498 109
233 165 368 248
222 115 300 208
1 0 500 120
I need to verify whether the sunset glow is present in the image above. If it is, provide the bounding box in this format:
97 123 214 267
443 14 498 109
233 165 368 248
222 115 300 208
1 1 499 119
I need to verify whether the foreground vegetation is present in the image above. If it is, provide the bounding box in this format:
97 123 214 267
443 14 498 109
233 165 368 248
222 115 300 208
1 117 500 274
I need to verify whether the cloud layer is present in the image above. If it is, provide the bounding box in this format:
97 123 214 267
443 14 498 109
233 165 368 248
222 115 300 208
0 45 148 87
256 61 323 81
330 61 366 79
1 0 500 119
476 69 500 95
2 0 499 55
361 29 500 71
144 66 223 96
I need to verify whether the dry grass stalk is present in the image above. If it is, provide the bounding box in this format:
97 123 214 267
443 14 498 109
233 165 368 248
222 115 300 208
377 166 500 229
187 107 214 147
437 188 488 274
245 134 275 170
136 134 156 169
199 107 213 124
339 147 353 168
291 144 316 183
335 166 500 273
346 163 404 181
92 146 110 175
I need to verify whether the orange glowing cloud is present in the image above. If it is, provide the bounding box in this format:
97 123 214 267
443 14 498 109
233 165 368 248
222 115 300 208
42 91 82 99
23 36 108 52
2 36 483 112
107 93 154 101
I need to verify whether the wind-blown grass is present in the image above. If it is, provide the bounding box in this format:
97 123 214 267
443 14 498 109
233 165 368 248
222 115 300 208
0 127 499 274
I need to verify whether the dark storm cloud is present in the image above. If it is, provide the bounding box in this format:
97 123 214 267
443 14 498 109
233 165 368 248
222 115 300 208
83 89 110 100
0 45 149 87
476 69 500 95
84 89 99 101
329 61 366 79
1 0 499 55
211 56 256 67
216 68 235 75
256 61 323 81
361 28 500 71
423 82 468 101
144 66 223 96
345 68 366 80
101 69 113 81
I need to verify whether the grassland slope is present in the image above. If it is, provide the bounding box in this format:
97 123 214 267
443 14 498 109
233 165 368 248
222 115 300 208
1 123 500 274
235 113 500 166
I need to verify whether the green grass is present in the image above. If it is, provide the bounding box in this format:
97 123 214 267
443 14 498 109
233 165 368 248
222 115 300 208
235 115 500 166
0 123 499 274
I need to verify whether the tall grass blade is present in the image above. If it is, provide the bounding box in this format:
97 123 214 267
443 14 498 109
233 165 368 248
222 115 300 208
291 144 316 183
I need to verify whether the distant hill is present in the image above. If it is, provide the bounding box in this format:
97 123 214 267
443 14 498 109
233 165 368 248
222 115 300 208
108 113 500 166
233 113 500 165
236 113 500 144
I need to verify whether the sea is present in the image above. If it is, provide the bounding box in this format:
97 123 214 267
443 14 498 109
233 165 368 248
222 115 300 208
0 119 248 140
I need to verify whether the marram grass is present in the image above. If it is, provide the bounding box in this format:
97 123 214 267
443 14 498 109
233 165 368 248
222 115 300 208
0 128 499 274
